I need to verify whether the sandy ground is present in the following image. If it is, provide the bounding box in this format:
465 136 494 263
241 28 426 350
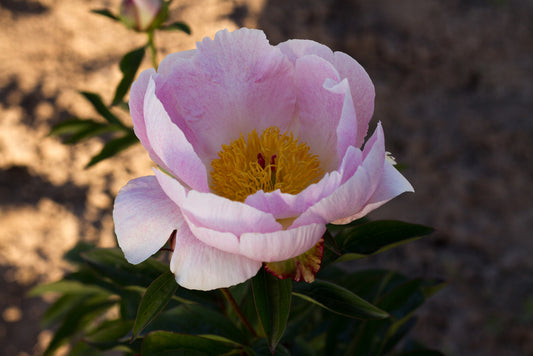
0 0 532 355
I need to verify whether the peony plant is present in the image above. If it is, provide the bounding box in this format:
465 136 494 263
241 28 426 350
41 8 444 353
113 28 414 291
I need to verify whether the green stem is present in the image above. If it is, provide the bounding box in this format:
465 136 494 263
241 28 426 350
221 288 257 337
147 30 158 70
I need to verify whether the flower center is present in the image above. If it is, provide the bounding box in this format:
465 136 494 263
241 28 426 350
210 126 324 202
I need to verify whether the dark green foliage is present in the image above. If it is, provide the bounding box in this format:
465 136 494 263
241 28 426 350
160 21 191 34
252 268 292 352
112 47 145 106
33 216 441 355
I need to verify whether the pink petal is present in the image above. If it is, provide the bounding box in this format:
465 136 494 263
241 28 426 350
154 168 283 253
243 172 340 219
170 222 261 290
183 218 326 264
144 78 209 192
289 54 343 171
332 160 414 224
239 223 326 262
156 49 196 77
113 176 183 264
278 39 375 147
154 28 296 162
293 124 386 226
278 39 334 63
325 78 358 162
332 51 375 147
244 189 302 219
185 217 241 255
182 190 282 236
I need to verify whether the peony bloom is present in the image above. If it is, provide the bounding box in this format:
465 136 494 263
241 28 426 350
113 28 413 290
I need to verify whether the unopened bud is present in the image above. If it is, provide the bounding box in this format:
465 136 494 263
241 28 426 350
119 0 166 31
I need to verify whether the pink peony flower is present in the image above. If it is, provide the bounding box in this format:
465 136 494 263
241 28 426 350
113 28 413 290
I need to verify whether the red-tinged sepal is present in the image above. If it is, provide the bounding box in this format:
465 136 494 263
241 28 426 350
264 237 324 282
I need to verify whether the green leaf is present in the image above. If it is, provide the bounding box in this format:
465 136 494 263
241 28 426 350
28 280 106 297
324 315 355 355
382 316 417 355
118 286 145 320
280 297 316 343
420 279 447 299
160 21 192 34
90 9 119 21
85 131 139 167
326 217 369 233
80 248 168 287
147 304 247 344
292 279 389 320
64 241 96 265
332 269 408 303
141 331 237 355
251 268 292 352
43 295 116 356
132 271 178 340
40 293 96 328
64 269 122 296
321 230 342 267
49 118 122 144
291 336 319 356
252 338 291 356
112 47 146 105
376 279 425 320
85 319 134 349
334 220 434 261
80 91 124 127
69 341 103 356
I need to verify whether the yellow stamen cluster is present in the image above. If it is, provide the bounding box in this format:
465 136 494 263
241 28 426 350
210 126 324 202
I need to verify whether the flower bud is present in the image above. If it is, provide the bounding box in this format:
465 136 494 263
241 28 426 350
119 0 167 32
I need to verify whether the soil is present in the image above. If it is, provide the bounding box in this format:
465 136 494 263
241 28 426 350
1 0 532 355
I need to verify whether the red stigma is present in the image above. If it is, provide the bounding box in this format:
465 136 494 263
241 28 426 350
257 153 266 169
270 155 277 172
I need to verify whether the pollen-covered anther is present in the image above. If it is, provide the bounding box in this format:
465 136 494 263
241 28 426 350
210 126 324 202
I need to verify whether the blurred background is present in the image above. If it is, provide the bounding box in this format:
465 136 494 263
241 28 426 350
0 0 532 355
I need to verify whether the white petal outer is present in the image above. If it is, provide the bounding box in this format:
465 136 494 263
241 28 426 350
144 78 209 192
113 176 183 265
170 222 261 291
129 68 169 170
153 168 187 206
278 39 375 147
239 223 326 262
332 160 414 225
